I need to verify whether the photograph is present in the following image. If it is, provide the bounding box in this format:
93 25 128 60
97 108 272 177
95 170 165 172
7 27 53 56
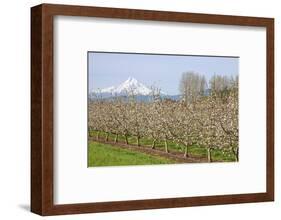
88 52 239 167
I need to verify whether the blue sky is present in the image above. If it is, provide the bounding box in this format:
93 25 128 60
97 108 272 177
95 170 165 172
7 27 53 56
88 52 239 95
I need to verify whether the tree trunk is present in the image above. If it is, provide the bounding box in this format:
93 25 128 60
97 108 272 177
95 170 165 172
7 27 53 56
236 147 239 162
184 145 189 158
232 147 239 162
96 131 100 140
164 138 169 153
125 135 129 144
176 143 181 151
207 148 212 162
105 132 109 141
114 134 118 143
151 139 156 149
88 129 92 137
137 136 140 146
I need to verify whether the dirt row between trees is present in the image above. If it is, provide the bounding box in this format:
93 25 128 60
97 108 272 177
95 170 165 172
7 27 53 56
89 138 207 163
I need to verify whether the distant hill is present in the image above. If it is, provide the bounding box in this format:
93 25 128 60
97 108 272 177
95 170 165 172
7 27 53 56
89 94 181 102
90 77 179 101
91 77 157 96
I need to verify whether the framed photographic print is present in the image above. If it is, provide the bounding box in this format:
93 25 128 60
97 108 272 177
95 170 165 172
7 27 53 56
31 4 274 216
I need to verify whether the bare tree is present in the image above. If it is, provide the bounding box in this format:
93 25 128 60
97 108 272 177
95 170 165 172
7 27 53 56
179 72 207 104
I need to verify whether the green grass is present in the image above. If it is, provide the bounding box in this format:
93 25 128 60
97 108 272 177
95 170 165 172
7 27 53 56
89 130 237 162
88 141 175 167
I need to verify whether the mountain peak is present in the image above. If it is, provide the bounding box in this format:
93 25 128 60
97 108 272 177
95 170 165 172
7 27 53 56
124 77 138 84
115 77 151 95
126 76 135 81
92 77 152 96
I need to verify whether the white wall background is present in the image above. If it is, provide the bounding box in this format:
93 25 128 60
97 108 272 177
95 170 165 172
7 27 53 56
0 0 279 219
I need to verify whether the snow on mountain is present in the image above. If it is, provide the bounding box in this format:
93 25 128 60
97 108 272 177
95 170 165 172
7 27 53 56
93 77 155 96
94 86 115 94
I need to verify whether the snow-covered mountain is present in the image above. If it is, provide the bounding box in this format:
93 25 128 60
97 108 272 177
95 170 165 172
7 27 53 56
92 77 154 96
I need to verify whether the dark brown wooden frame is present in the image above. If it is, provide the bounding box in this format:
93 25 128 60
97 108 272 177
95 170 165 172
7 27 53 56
31 3 274 216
